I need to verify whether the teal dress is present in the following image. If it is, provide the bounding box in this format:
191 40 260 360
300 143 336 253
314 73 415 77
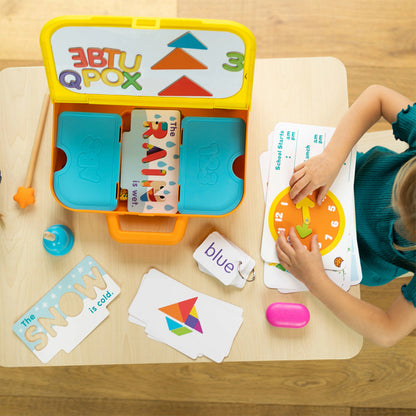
354 103 416 306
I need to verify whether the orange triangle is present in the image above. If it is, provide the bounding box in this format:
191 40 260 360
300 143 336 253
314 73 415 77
151 48 207 70
158 76 212 97
159 303 185 323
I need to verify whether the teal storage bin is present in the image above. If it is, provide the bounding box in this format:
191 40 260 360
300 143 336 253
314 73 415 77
178 117 245 215
53 112 122 211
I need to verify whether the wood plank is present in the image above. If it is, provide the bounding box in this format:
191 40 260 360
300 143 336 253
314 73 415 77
0 397 351 416
178 0 416 67
346 66 416 121
0 0 177 61
0 338 414 408
352 409 416 416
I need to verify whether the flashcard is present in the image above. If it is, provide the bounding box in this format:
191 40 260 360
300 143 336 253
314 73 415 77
128 269 243 363
193 231 255 288
120 109 180 213
13 256 120 363
263 261 351 293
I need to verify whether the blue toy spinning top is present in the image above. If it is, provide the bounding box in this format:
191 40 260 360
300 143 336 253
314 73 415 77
43 224 74 256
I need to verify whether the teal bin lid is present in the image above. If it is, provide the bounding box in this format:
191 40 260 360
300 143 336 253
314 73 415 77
178 117 245 215
53 112 122 211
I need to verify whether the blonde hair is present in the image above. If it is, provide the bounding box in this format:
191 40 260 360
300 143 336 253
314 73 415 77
392 155 416 251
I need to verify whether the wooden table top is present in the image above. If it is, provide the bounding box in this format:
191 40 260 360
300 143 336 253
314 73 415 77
0 58 362 367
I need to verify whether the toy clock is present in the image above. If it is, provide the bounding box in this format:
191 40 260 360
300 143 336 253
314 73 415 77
268 186 345 255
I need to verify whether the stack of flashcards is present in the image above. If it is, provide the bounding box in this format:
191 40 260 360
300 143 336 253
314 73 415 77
128 269 243 363
260 122 362 293
13 256 120 363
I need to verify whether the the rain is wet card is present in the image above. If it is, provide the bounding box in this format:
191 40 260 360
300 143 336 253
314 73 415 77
13 256 120 364
120 109 180 213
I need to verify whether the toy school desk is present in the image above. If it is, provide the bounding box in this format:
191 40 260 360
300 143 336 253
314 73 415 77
0 58 363 367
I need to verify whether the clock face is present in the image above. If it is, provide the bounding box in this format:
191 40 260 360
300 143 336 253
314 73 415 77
268 187 345 255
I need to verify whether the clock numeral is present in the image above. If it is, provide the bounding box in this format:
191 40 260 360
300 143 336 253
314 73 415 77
274 212 283 222
328 205 336 212
331 220 339 227
325 234 333 240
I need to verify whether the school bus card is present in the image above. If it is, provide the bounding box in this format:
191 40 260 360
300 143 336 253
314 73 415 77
13 256 120 364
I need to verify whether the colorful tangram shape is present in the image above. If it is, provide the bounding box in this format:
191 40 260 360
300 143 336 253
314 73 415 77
159 297 203 336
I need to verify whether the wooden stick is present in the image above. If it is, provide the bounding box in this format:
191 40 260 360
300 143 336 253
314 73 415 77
24 93 50 188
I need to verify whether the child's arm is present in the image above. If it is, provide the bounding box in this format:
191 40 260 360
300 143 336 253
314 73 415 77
276 228 416 347
289 85 413 205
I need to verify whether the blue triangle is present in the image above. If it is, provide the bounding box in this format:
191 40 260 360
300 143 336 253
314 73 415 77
165 316 183 331
168 32 208 50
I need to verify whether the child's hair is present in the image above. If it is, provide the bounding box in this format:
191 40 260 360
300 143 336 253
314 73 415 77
392 155 416 251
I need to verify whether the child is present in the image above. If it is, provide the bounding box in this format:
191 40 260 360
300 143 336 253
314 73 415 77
275 85 416 347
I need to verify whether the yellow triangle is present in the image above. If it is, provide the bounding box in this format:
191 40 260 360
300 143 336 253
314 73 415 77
189 305 198 319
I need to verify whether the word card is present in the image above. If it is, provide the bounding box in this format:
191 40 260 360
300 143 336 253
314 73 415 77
128 269 243 363
260 123 362 292
120 109 180 213
193 231 255 288
13 256 120 363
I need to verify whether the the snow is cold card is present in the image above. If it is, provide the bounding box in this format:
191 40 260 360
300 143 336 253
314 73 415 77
13 256 120 363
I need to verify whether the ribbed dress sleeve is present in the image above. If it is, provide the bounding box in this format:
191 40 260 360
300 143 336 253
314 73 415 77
401 275 416 307
392 103 416 149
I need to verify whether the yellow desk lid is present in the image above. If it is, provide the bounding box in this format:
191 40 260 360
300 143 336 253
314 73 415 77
40 16 256 110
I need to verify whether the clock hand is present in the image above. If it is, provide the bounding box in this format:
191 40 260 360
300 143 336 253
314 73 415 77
296 222 313 238
295 197 315 225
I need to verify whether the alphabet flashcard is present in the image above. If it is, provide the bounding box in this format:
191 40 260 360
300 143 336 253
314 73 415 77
13 256 120 363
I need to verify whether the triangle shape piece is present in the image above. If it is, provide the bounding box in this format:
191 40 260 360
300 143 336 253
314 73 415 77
189 305 198 319
151 48 207 70
193 320 203 334
159 302 185 323
168 32 208 50
158 76 212 97
178 297 198 320
165 316 183 331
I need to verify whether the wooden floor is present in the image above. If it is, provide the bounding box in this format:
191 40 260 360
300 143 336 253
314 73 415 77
1 0 416 414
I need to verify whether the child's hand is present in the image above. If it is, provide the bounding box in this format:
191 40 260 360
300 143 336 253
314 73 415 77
289 151 340 205
275 227 326 290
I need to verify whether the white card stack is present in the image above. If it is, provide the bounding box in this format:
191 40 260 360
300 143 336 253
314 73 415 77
260 122 362 293
128 269 243 363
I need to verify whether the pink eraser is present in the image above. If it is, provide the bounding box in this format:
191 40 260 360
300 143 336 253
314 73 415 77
266 302 310 328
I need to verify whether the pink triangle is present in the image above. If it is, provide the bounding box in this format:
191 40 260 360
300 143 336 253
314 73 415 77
194 320 203 333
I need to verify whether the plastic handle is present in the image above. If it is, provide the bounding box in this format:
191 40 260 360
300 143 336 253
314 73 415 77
106 214 189 245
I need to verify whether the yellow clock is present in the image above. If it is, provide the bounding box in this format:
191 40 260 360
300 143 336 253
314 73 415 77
268 186 345 255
